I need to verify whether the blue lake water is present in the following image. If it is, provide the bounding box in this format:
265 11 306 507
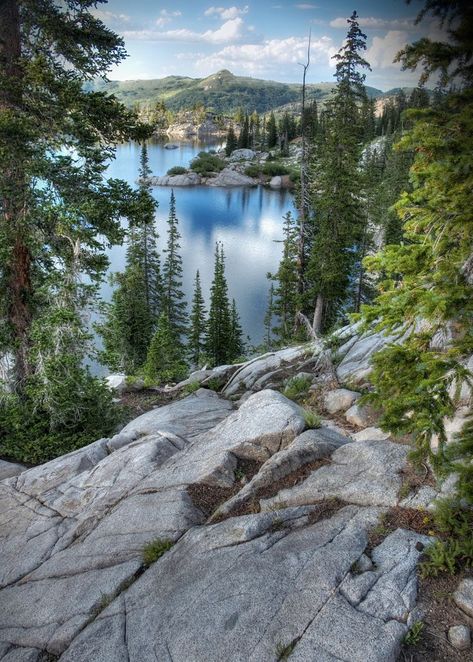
103 139 297 349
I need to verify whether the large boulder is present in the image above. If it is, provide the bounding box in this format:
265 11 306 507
261 439 410 510
223 344 314 396
228 148 256 161
150 172 201 186
323 388 361 414
207 168 256 187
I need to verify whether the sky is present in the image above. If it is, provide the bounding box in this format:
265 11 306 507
93 1 447 90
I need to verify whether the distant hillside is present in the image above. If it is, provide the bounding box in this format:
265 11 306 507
86 69 385 115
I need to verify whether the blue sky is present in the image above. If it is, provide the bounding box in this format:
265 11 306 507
93 1 445 90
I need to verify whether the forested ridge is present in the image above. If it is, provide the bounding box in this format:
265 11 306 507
0 0 472 618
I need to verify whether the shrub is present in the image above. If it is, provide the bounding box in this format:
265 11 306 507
190 152 225 175
262 162 289 176
142 539 174 566
0 377 122 465
183 380 200 395
166 165 187 176
244 165 261 178
403 621 424 646
283 375 312 402
289 169 300 184
303 409 321 429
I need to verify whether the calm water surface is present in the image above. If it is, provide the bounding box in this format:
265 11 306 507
103 139 297 348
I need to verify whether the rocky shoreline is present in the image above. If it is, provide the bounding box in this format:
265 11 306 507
147 147 298 189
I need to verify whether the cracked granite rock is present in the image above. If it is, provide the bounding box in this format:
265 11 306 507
59 505 428 662
0 390 304 656
260 438 409 510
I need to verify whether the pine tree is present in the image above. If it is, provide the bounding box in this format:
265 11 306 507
225 125 238 156
264 283 275 348
266 112 278 149
238 113 250 149
144 313 187 384
270 212 299 342
99 144 160 374
189 270 207 367
307 11 371 332
205 243 232 366
362 0 473 478
0 1 150 460
162 191 187 339
229 299 244 361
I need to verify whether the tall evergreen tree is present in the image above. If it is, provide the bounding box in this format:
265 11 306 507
144 312 187 384
162 191 187 339
225 125 238 156
99 144 160 374
307 11 371 332
189 270 207 367
0 0 149 460
205 243 232 366
264 283 275 349
266 112 278 149
229 299 244 361
269 212 299 342
238 113 250 149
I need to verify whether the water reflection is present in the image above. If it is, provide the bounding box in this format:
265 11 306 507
103 140 296 347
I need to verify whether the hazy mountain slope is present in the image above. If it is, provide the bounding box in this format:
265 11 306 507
86 69 385 115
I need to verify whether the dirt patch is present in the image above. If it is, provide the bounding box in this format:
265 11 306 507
366 507 437 555
399 570 473 662
119 388 181 420
398 462 436 499
307 498 345 525
213 458 331 522
187 457 262 519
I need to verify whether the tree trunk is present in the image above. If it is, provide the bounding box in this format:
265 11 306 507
297 33 311 298
312 293 324 335
0 0 33 386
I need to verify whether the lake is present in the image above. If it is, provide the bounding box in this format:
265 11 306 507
103 138 297 351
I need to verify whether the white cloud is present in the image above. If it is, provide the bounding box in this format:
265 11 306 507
366 31 409 69
204 6 249 20
123 17 245 43
160 10 182 17
330 16 416 31
91 9 131 25
195 35 335 76
295 3 319 9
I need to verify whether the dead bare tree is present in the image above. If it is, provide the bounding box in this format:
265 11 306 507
297 30 311 298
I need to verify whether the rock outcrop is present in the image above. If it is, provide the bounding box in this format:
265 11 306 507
2 329 468 661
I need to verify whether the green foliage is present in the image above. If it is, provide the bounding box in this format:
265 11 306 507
403 621 424 646
0 377 121 465
262 162 290 177
142 539 173 566
166 165 187 175
205 376 223 392
269 212 300 342
99 144 160 374
420 497 473 576
306 11 371 331
162 191 187 339
189 270 207 367
302 409 321 429
266 112 278 148
190 152 225 175
143 313 187 385
244 165 261 178
283 376 312 402
225 125 238 156
205 243 242 366
182 380 200 395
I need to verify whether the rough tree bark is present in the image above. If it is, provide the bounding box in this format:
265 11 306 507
0 0 33 387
